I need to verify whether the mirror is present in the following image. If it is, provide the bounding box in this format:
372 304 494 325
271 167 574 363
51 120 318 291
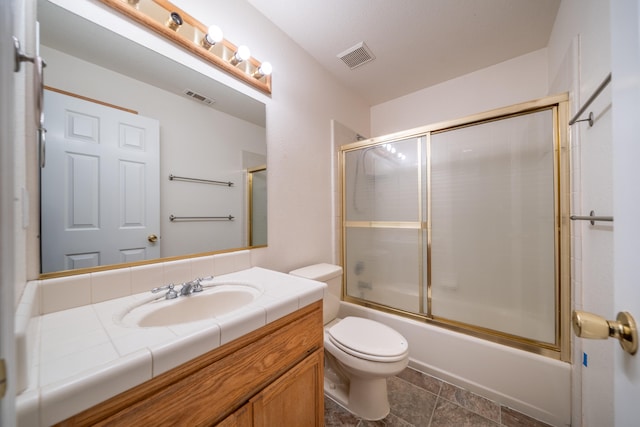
38 0 267 275
248 166 267 246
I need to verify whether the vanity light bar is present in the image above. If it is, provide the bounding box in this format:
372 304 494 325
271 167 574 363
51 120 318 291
100 0 272 94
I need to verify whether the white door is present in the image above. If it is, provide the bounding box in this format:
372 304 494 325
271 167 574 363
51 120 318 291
611 1 640 424
41 90 160 273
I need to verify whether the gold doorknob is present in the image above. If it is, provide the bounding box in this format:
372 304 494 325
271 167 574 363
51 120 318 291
148 234 158 243
572 310 638 355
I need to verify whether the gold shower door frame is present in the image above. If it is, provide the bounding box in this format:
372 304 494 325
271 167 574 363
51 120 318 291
340 93 571 361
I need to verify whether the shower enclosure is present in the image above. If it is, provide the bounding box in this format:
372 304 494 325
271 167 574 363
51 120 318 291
341 94 571 360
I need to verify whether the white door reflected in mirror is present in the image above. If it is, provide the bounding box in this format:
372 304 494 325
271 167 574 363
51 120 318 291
41 90 160 273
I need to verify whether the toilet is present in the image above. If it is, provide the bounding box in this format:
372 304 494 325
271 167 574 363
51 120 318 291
289 263 409 420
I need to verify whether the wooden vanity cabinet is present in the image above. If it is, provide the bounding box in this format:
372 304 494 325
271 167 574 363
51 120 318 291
56 301 324 427
219 349 323 427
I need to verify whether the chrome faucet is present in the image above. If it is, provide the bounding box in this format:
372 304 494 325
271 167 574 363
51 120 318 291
180 280 195 296
180 276 210 296
152 276 213 299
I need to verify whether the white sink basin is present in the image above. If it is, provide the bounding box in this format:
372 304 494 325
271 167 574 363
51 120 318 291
118 282 263 327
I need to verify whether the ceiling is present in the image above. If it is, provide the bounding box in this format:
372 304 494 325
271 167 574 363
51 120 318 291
247 0 561 105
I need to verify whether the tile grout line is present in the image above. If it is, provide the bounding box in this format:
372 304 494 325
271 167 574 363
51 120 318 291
423 378 442 427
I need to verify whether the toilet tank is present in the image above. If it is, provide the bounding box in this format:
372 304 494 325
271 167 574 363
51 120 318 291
289 263 343 325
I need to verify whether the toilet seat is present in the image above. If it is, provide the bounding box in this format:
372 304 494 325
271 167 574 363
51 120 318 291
327 317 408 362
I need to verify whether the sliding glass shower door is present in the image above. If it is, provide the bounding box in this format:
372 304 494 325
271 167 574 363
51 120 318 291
430 110 557 344
343 137 425 314
341 94 570 359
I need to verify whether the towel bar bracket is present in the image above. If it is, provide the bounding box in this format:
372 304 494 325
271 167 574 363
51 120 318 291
570 210 613 225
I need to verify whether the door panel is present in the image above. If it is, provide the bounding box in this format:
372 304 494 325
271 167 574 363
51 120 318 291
611 1 640 424
41 89 160 273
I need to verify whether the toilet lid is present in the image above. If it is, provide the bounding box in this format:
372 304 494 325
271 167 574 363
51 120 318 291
327 317 408 362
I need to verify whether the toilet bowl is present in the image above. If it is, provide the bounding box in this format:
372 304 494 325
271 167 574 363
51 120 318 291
289 264 409 420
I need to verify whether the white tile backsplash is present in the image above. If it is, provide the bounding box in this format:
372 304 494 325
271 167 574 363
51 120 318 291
162 258 192 285
38 250 255 312
41 274 91 314
91 268 132 303
130 262 164 295
213 250 251 275
190 255 216 279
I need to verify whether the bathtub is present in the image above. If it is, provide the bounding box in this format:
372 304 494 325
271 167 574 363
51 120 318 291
338 301 571 427
348 280 420 313
351 281 555 343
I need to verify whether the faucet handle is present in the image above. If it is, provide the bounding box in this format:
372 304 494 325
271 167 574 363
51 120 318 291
166 285 178 299
191 277 207 293
151 284 178 299
194 276 214 292
151 283 172 293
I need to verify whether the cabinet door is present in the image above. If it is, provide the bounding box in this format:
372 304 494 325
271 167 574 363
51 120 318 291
217 404 252 427
251 350 324 427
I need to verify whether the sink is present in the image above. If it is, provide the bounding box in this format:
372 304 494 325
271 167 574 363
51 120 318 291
118 282 263 327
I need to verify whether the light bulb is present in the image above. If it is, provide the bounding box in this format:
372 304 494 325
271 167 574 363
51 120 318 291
201 25 223 50
230 45 251 66
259 62 272 76
236 45 251 61
252 61 273 79
205 25 223 43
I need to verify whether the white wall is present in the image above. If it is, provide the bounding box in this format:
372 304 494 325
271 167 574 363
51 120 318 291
547 1 614 426
370 48 549 136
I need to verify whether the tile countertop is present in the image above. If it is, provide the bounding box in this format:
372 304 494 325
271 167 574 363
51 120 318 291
16 267 326 427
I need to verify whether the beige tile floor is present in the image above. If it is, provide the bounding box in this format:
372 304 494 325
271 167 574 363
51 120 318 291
324 367 554 427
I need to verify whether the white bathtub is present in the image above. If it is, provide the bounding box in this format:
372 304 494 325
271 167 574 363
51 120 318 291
348 281 420 313
338 301 571 427
352 282 555 343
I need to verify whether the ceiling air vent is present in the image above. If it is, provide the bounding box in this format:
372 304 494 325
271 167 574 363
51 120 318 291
183 89 215 106
337 42 375 70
